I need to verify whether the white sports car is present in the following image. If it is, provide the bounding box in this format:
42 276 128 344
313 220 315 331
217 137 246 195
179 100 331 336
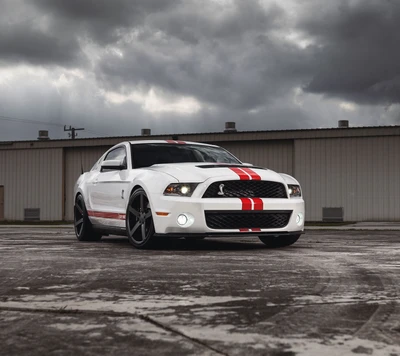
74 140 305 249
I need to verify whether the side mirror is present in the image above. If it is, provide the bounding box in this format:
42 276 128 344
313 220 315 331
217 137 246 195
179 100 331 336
101 159 126 172
242 162 253 166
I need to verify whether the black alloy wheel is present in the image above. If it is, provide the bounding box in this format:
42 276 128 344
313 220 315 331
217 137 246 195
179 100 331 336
74 195 102 241
259 234 301 248
126 188 155 249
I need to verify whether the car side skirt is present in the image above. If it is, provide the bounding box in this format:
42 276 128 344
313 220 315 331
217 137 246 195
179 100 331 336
92 224 127 237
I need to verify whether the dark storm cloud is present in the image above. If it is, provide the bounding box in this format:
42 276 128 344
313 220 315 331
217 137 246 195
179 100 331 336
0 0 83 67
150 1 285 44
33 0 182 45
6 0 400 107
0 0 180 66
0 24 82 66
96 1 314 111
301 0 400 105
98 33 313 111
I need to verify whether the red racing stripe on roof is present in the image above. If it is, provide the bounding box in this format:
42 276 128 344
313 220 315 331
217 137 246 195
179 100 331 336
165 140 186 144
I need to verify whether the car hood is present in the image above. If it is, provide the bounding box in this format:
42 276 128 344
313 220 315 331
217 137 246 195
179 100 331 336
147 163 286 183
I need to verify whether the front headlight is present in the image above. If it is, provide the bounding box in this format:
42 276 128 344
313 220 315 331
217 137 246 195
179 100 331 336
288 184 301 198
164 183 199 197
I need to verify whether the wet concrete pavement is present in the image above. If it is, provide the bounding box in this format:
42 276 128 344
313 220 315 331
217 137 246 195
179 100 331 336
0 227 399 355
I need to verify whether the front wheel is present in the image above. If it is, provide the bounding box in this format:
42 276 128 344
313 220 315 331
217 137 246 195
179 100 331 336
259 234 301 248
126 188 156 249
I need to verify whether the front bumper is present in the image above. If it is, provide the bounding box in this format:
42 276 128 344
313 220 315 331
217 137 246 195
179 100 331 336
154 230 304 238
149 194 305 236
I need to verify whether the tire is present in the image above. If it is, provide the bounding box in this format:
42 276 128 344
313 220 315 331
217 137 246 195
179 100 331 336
126 188 156 249
259 234 301 248
74 195 102 242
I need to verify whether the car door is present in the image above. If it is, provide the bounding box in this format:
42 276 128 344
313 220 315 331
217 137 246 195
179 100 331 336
89 145 130 224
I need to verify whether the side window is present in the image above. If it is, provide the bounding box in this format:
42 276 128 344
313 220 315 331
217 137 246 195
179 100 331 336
101 146 127 172
104 147 126 162
91 154 106 172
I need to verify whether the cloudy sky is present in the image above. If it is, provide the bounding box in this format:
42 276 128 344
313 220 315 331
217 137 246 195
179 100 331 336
0 0 399 141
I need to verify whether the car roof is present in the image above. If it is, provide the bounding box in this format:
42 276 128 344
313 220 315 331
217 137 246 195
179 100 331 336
128 140 218 147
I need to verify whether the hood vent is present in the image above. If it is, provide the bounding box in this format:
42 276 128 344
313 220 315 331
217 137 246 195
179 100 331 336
196 164 267 170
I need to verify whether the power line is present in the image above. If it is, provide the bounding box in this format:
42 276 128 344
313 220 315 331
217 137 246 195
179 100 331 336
0 115 65 127
0 115 106 137
85 129 107 137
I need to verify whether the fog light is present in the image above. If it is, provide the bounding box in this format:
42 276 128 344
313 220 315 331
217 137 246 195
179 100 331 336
296 213 304 226
177 214 188 226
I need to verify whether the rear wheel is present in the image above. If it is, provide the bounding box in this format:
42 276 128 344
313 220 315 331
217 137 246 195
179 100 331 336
126 188 156 249
74 195 102 242
259 234 301 248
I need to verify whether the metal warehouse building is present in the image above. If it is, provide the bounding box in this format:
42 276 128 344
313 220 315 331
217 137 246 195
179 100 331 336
0 124 399 222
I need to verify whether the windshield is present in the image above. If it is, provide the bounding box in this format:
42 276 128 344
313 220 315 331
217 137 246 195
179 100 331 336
131 143 241 168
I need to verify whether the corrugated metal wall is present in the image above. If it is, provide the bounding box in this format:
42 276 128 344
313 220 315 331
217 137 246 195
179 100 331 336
0 148 63 220
0 186 4 221
64 146 111 221
216 140 294 175
295 136 400 221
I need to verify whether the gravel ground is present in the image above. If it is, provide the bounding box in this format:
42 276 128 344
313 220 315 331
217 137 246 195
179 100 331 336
0 227 399 356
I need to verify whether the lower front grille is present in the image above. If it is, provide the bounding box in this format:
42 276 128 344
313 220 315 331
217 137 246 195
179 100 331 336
205 211 292 230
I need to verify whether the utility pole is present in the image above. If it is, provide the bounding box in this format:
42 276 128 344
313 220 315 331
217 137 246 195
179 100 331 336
64 125 84 140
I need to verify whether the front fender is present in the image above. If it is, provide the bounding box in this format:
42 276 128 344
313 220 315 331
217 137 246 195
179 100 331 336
127 171 179 213
74 173 88 205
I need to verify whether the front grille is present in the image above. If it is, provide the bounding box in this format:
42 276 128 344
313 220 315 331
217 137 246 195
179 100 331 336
203 181 287 198
205 211 292 230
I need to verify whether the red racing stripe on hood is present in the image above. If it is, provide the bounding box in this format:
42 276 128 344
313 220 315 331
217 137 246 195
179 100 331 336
230 167 250 180
230 167 262 180
241 168 261 180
